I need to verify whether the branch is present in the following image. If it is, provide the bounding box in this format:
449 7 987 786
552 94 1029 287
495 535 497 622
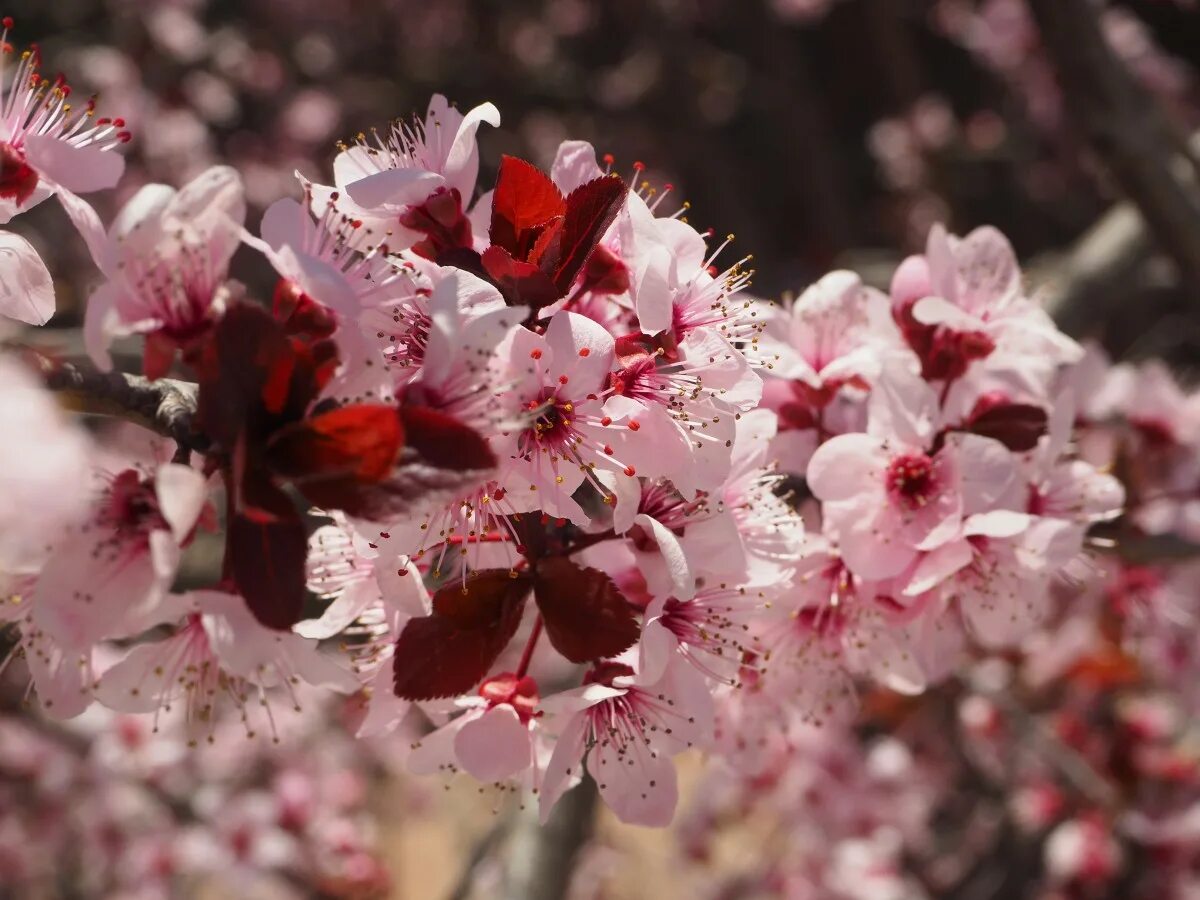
35 356 207 453
502 777 598 900
1027 0 1200 290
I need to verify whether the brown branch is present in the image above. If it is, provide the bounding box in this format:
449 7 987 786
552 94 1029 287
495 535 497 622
502 777 598 900
35 356 208 453
1027 0 1200 290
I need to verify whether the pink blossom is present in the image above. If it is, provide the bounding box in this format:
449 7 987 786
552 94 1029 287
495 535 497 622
77 166 246 377
32 463 209 653
807 364 1016 580
539 656 714 826
94 590 358 739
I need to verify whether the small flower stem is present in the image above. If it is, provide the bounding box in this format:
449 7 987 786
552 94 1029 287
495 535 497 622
515 615 543 679
939 376 956 408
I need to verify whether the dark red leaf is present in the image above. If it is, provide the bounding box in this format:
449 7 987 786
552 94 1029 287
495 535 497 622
401 405 496 471
228 478 308 630
489 155 564 259
195 302 337 450
273 278 337 342
266 404 404 484
541 174 627 294
398 186 474 260
532 557 640 664
142 331 177 381
393 569 533 700
301 447 495 521
481 245 563 309
963 403 1049 452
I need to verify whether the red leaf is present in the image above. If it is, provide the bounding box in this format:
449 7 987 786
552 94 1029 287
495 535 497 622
481 245 563 309
273 278 337 342
399 186 474 260
541 174 627 294
963 403 1048 452
298 448 493 520
228 478 308 630
489 155 564 259
393 569 533 700
266 404 405 484
195 302 340 451
532 557 640 664
401 405 496 471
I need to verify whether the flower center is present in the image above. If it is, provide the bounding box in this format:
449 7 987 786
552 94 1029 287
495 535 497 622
521 392 574 450
0 142 38 206
100 470 167 539
885 452 937 508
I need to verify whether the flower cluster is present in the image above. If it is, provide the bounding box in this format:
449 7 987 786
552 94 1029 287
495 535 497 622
647 347 1200 897
0 27 1126 830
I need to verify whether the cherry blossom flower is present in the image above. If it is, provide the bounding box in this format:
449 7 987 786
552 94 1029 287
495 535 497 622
328 95 499 254
807 364 1016 581
77 166 246 377
539 656 714 826
95 590 358 740
32 463 209 652
0 22 129 325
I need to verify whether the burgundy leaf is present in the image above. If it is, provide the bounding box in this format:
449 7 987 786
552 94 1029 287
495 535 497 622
304 447 494 521
481 245 563 309
195 302 337 451
393 569 533 700
401 405 496 471
228 478 308 630
488 155 565 258
398 186 473 260
963 403 1049 452
273 278 337 342
542 174 627 294
532 557 640 664
266 404 405 484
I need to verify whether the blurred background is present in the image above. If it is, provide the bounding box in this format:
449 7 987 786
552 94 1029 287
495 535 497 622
4 1 1200 898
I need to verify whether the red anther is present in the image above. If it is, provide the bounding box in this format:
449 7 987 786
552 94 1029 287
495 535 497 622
623 465 636 477
493 487 507 501
112 117 125 127
530 349 543 360
633 160 645 171
397 567 408 576
96 117 111 125
707 265 718 276
515 544 527 555
663 183 674 191
2 17 14 29
379 532 390 539
602 153 614 165
558 374 568 384
330 191 340 201
628 420 641 432
350 219 363 228
578 347 590 357
600 416 612 426
117 131 132 143
603 445 614 455
540 513 550 525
